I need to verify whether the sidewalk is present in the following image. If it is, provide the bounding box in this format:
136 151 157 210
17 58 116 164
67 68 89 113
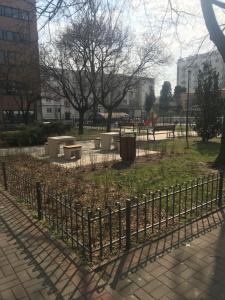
0 191 120 300
97 209 225 300
1 190 225 299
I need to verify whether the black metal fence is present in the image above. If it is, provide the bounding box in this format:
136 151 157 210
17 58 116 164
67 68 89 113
0 161 224 263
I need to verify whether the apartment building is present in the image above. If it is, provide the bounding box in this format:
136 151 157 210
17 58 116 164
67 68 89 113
41 77 155 122
0 0 41 124
177 51 225 93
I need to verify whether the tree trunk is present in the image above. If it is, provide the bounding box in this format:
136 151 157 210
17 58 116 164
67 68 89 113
106 110 112 132
21 111 29 125
92 100 98 124
201 1 225 165
78 111 84 135
215 113 225 165
24 111 30 125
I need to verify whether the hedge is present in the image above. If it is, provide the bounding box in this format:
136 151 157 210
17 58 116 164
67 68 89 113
0 122 72 147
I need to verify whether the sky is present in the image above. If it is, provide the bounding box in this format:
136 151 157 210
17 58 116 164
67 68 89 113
38 0 223 96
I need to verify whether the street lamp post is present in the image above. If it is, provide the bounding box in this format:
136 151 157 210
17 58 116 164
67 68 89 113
186 70 191 148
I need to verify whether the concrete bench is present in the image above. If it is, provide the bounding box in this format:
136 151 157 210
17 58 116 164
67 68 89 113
63 145 82 159
147 125 176 141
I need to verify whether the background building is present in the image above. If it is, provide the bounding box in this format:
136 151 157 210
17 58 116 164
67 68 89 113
177 51 225 93
41 76 155 122
0 0 41 124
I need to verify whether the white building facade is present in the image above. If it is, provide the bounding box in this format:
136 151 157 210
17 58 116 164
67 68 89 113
177 51 225 93
41 76 155 122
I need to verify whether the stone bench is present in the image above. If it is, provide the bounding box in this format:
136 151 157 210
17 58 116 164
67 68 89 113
63 145 82 159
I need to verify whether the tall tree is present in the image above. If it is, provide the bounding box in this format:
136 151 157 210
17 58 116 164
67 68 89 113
145 87 156 113
195 63 223 142
173 85 186 112
200 0 225 165
84 1 166 132
42 0 167 132
159 81 172 112
41 42 94 135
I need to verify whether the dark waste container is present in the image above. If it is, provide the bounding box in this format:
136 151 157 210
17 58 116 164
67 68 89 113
120 133 136 161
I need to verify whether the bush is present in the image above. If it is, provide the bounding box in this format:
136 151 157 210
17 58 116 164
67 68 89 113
40 122 71 136
0 122 72 147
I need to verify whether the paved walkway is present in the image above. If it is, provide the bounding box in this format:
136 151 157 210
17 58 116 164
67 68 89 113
1 190 225 299
0 191 120 300
0 131 197 169
96 209 225 299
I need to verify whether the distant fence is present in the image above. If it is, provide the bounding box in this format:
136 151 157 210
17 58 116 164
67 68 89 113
0 161 224 263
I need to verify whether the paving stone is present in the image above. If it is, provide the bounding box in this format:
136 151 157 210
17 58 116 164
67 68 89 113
149 284 172 300
128 273 147 287
180 267 196 279
0 279 21 292
12 285 28 299
29 292 45 300
134 288 155 300
118 282 140 296
1 265 14 277
184 286 205 300
150 266 168 278
143 279 161 294
0 289 16 300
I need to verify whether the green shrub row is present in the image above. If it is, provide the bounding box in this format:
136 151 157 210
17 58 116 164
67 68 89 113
0 122 72 147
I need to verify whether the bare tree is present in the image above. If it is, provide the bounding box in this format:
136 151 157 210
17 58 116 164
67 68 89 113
40 40 94 134
75 0 167 131
36 0 88 28
41 0 167 132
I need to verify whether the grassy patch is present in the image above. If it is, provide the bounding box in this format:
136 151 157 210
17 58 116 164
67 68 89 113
3 137 221 209
67 127 106 141
87 137 220 197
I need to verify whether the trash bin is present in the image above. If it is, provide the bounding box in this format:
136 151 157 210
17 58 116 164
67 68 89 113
120 134 136 161
94 137 101 149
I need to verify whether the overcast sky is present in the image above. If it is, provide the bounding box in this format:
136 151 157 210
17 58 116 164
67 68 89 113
128 0 214 95
39 0 223 95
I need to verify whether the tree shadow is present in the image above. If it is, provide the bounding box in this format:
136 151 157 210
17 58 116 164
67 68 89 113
0 192 115 300
112 161 134 170
206 210 225 299
95 209 225 299
193 140 220 157
2 188 225 300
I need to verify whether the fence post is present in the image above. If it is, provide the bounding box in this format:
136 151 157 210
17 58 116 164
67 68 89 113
36 182 43 220
2 161 7 191
218 172 224 208
126 199 131 251
87 210 92 262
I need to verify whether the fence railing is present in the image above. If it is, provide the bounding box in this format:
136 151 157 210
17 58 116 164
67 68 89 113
0 161 224 263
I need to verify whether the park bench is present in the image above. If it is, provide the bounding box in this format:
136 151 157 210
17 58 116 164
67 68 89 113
147 124 176 141
63 144 82 159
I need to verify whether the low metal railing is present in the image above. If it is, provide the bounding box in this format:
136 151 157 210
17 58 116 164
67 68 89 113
0 161 224 263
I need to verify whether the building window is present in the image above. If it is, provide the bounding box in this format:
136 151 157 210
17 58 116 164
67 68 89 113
47 108 52 113
0 50 6 64
0 30 30 43
0 50 17 65
0 5 29 21
8 51 16 65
